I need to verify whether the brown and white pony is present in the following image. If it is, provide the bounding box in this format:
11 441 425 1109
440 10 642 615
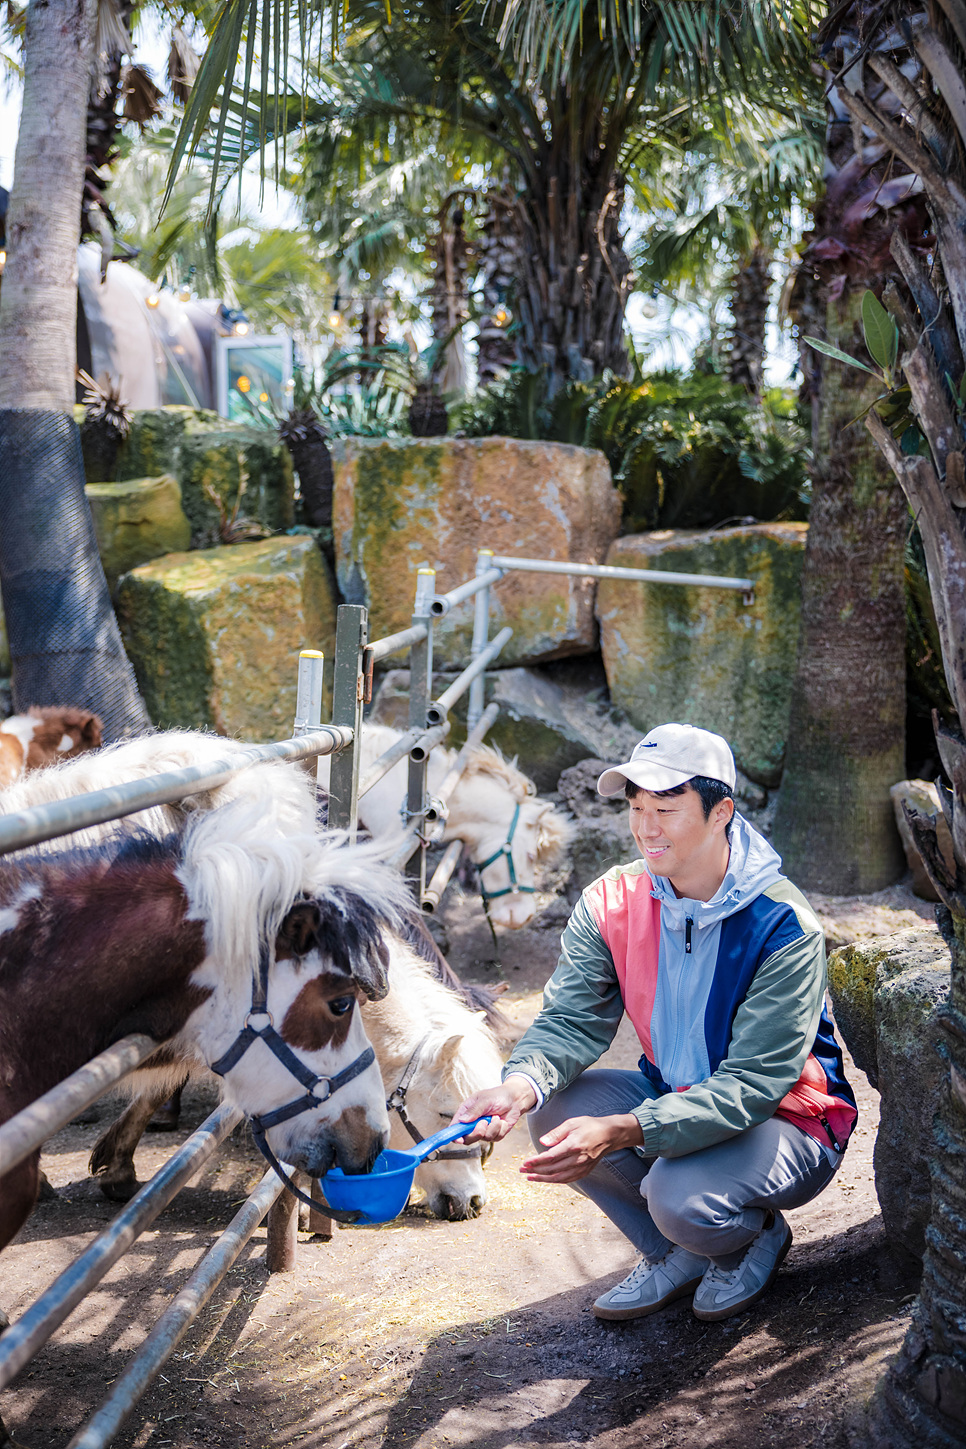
318 725 573 929
0 776 413 1255
0 706 102 789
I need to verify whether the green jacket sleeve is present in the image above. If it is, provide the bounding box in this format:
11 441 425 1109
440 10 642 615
502 895 623 1098
631 929 827 1158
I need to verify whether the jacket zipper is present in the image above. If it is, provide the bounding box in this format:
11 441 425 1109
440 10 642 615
820 1115 844 1154
685 916 693 954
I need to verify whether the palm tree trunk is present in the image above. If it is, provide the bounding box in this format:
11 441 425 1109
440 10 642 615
771 287 907 889
476 184 520 384
0 0 98 408
805 2 966 1439
771 16 912 892
727 243 770 398
512 114 630 389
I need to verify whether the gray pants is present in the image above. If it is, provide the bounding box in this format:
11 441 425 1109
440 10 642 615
529 1069 841 1269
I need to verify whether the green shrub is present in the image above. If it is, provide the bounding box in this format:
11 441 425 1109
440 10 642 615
457 366 810 532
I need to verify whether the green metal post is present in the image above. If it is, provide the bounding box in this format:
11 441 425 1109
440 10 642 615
327 605 367 836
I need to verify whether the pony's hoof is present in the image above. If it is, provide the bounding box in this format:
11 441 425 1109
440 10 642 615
96 1174 141 1202
35 1171 58 1202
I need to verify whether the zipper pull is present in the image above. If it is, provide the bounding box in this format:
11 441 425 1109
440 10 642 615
685 917 693 954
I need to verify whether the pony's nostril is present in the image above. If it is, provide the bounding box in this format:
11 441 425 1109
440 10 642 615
469 1195 483 1216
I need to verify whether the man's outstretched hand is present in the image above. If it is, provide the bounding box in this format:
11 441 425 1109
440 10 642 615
451 1074 538 1142
522 1113 644 1184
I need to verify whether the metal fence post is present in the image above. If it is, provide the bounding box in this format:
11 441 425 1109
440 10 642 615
467 548 494 732
407 569 436 895
293 649 324 735
327 605 368 836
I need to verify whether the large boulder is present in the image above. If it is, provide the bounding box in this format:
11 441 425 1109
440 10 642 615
332 436 621 668
557 758 638 901
116 536 335 739
597 524 806 786
828 927 948 1259
890 778 955 902
85 476 191 592
108 407 294 546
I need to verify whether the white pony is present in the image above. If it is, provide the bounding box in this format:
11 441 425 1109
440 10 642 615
366 936 505 1219
319 725 573 929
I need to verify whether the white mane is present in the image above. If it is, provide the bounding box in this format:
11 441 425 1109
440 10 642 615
179 794 412 989
364 938 505 1100
0 730 319 853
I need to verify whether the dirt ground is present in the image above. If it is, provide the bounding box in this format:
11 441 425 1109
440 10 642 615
0 880 932 1449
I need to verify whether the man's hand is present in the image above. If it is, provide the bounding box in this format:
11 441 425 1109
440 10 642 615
521 1113 643 1183
451 1075 538 1143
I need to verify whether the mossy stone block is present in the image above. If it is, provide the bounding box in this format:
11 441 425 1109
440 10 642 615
176 427 295 547
332 436 621 668
85 475 191 591
109 407 295 546
116 536 336 740
597 525 806 786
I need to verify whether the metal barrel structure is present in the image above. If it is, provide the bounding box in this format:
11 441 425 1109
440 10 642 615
0 545 753 1447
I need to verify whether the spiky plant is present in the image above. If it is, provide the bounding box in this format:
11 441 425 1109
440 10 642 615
77 368 131 481
278 407 335 563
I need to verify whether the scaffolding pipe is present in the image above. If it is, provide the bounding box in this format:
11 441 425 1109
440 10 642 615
0 1102 241 1390
428 566 503 618
490 554 754 595
366 622 430 664
420 840 464 914
0 728 354 857
65 1169 285 1449
0 1034 158 1179
426 628 512 726
424 703 501 822
357 721 451 799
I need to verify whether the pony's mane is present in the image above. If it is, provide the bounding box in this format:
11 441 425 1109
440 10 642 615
0 730 319 853
461 744 574 866
367 939 505 1101
460 744 536 803
178 785 412 989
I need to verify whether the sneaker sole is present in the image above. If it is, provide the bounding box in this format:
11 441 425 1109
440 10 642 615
593 1273 706 1322
691 1226 793 1323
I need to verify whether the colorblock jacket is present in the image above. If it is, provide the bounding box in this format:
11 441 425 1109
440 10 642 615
503 814 857 1159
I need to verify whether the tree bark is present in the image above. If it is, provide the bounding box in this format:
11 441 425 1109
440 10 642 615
772 287 908 890
727 243 770 398
476 185 520 384
510 101 630 388
0 0 98 408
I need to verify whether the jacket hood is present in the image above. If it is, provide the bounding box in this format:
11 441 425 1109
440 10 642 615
648 812 785 928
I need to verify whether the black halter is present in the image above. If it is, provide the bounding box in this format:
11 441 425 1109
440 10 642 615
210 939 377 1222
387 1039 483 1162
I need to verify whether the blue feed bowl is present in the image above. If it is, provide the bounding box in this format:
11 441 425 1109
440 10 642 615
321 1149 422 1225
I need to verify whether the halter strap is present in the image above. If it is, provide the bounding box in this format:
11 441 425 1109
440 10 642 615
387 1038 483 1162
475 802 537 905
210 938 378 1222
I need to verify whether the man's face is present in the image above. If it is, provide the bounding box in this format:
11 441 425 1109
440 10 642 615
628 785 729 883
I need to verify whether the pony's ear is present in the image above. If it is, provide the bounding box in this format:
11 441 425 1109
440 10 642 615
436 1033 465 1070
277 901 322 959
536 806 574 865
79 712 103 747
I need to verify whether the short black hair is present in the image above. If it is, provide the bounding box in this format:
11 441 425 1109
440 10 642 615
624 775 734 821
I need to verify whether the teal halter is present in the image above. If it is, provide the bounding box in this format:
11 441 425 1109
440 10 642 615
474 802 536 909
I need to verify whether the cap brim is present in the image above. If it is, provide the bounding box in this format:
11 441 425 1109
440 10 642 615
596 761 696 797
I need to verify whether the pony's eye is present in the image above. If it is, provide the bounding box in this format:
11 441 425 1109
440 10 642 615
329 995 354 1017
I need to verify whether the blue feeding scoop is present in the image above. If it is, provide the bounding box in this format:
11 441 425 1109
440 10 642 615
319 1118 491 1225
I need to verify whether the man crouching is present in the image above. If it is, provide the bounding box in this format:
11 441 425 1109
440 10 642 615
454 722 855 1322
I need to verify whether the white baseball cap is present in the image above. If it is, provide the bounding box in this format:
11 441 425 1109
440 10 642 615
597 723 737 797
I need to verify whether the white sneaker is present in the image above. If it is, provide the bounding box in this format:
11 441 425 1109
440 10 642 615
692 1211 792 1322
593 1245 709 1321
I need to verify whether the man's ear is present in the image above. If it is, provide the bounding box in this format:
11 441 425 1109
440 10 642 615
713 797 735 833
